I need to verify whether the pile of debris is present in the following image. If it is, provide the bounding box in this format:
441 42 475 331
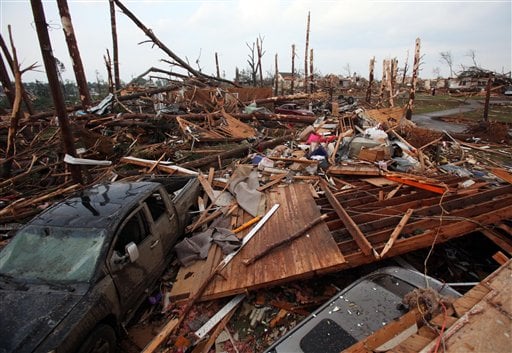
1 79 512 353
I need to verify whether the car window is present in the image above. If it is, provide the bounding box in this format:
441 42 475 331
145 191 167 222
0 225 106 283
113 210 150 254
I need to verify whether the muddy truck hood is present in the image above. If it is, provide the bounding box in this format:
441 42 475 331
0 288 83 353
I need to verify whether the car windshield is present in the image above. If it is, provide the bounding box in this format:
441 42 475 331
0 225 106 283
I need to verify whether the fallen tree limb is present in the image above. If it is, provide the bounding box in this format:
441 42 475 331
113 0 238 87
243 213 328 265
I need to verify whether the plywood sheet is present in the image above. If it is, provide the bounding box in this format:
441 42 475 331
170 183 345 301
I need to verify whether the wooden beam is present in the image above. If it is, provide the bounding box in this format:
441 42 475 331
380 208 414 258
480 229 512 256
385 175 447 195
320 179 378 258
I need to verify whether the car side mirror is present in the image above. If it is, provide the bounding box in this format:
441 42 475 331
125 242 139 263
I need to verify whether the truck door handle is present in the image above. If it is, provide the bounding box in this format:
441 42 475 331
150 240 160 249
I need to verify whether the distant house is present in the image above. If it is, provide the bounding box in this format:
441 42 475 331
449 67 512 92
276 72 304 91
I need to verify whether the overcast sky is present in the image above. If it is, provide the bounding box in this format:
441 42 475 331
0 0 510 84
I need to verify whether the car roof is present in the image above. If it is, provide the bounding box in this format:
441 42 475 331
29 181 161 230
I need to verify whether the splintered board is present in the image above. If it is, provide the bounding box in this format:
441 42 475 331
170 183 345 301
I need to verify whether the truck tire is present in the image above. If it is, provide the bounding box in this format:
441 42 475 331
77 324 117 353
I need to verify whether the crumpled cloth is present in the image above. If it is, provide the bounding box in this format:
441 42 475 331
228 165 263 217
175 227 241 267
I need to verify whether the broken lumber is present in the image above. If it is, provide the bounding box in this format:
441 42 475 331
319 179 379 259
120 156 198 175
243 214 328 266
179 135 292 170
384 172 449 195
141 204 279 353
380 208 414 258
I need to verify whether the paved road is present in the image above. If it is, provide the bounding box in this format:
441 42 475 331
411 100 481 133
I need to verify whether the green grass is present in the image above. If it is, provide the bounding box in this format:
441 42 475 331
397 93 512 122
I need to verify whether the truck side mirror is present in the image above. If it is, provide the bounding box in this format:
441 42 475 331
125 242 139 263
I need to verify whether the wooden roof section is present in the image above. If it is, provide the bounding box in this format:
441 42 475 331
170 175 512 302
170 183 346 301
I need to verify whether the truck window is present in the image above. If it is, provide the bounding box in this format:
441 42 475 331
145 192 167 222
114 210 150 254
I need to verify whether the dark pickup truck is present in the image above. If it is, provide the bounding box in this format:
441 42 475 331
0 176 201 353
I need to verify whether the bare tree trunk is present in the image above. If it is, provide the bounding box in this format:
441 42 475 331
379 59 387 106
31 0 82 184
483 73 493 122
57 0 92 108
402 50 409 84
104 49 114 94
0 53 15 108
0 34 34 114
3 27 24 178
215 52 220 78
309 48 314 92
387 58 394 107
406 38 421 120
274 53 279 96
109 0 121 90
291 44 295 94
366 56 375 103
256 37 263 86
235 67 239 84
304 11 310 93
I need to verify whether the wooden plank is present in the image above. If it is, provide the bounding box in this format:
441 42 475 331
492 251 509 265
327 164 381 176
362 177 398 187
380 209 414 258
257 173 287 191
490 167 512 184
419 302 511 353
141 319 179 353
198 174 216 203
385 175 447 195
319 179 378 258
480 229 512 255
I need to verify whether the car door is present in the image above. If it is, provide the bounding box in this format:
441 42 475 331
108 204 164 311
144 187 180 254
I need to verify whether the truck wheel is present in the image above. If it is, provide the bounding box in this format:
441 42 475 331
346 96 355 104
77 324 117 353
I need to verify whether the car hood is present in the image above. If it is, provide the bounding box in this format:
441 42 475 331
0 287 83 353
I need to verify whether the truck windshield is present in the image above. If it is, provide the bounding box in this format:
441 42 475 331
0 225 106 283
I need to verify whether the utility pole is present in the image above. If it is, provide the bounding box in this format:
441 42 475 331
31 0 82 184
215 52 220 78
109 0 121 90
57 0 92 108
304 11 310 93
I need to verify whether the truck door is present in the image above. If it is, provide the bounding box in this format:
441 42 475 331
109 205 164 311
144 187 180 254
